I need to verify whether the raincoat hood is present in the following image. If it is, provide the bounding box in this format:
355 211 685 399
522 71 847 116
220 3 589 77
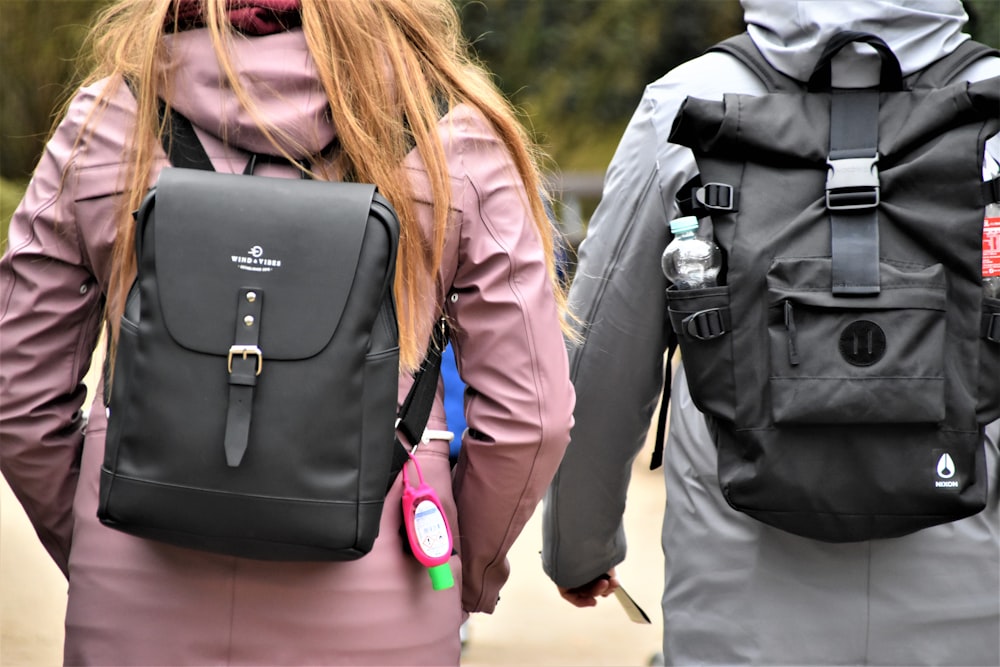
742 0 971 81
161 28 335 157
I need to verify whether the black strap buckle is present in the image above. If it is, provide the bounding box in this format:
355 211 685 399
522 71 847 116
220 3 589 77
682 308 728 341
695 183 736 212
826 156 880 210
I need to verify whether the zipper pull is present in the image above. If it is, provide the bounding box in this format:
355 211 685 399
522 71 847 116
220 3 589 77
784 300 800 366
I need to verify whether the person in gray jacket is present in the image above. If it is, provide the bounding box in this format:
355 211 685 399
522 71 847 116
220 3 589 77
542 1 1000 665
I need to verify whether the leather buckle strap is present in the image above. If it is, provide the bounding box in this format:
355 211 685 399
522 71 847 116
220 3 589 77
224 288 263 468
228 345 263 375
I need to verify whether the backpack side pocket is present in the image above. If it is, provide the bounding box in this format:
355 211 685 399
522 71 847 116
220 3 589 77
666 285 735 422
980 295 1000 423
99 284 140 516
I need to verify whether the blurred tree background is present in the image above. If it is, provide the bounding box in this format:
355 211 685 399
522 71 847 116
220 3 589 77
457 0 745 171
2 0 999 227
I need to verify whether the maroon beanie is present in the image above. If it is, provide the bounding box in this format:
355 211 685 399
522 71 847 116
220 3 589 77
170 0 302 36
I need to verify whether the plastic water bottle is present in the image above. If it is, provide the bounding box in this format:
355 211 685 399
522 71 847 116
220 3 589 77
661 216 721 289
983 159 1000 299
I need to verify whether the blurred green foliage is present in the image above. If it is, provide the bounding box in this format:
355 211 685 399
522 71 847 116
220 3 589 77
457 0 744 170
1 0 998 184
1 1 97 181
1 178 26 247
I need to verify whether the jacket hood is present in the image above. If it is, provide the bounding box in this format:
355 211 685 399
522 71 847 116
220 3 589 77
742 0 972 83
161 28 335 157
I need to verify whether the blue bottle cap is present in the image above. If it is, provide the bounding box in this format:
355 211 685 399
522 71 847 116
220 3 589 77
669 216 699 235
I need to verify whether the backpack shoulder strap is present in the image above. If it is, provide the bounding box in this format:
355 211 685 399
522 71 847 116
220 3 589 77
159 103 216 171
389 319 449 485
708 32 801 93
124 76 215 171
908 39 1000 88
649 334 678 471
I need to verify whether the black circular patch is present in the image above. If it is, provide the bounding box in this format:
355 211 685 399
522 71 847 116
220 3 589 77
839 320 886 366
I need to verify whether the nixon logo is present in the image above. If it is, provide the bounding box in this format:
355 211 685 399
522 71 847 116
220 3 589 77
937 453 955 479
838 320 886 366
935 453 959 488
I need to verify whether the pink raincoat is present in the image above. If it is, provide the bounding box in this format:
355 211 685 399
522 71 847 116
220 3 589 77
0 27 574 666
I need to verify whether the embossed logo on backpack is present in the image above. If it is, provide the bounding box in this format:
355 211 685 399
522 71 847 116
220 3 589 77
839 320 886 366
231 245 283 273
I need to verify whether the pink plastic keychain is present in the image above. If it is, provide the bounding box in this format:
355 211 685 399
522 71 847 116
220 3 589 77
401 449 454 591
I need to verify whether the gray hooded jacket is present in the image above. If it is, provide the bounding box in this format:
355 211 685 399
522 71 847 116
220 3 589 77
542 1 1000 664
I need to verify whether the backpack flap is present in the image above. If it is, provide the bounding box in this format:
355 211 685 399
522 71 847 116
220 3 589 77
146 168 394 468
146 168 378 361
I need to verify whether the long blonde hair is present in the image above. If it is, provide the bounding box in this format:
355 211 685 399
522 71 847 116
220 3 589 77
78 0 570 371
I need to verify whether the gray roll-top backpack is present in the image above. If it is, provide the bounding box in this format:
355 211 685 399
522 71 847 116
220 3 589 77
658 31 1000 542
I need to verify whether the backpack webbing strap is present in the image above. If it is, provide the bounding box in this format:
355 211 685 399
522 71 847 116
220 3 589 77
158 102 215 171
649 335 679 471
984 177 1000 207
984 312 1000 344
668 303 732 341
808 31 903 92
389 319 450 486
676 175 739 218
910 39 1000 88
827 89 882 295
708 33 795 93
814 33 898 296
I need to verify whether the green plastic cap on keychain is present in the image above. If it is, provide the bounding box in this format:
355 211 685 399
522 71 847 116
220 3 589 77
428 563 454 591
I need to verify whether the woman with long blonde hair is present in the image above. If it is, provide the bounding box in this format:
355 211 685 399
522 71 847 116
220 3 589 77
0 1 575 664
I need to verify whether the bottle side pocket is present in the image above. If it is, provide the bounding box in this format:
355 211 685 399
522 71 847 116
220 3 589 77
666 285 735 422
979 295 1000 423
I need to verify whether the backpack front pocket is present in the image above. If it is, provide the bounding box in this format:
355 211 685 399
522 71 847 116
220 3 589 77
766 258 947 425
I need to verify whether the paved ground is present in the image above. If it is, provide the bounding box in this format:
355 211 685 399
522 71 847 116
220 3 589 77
1 451 666 667
459 452 666 667
1 357 668 666
1 479 68 667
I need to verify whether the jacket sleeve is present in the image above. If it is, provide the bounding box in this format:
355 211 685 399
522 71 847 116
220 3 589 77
441 108 575 614
0 89 110 576
540 53 764 589
540 85 678 589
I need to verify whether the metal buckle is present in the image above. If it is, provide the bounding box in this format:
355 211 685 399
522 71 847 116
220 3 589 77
826 156 880 210
227 345 263 376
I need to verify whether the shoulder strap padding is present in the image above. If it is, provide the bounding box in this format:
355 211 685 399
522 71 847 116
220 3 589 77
908 39 1000 88
708 32 800 93
712 33 1000 93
